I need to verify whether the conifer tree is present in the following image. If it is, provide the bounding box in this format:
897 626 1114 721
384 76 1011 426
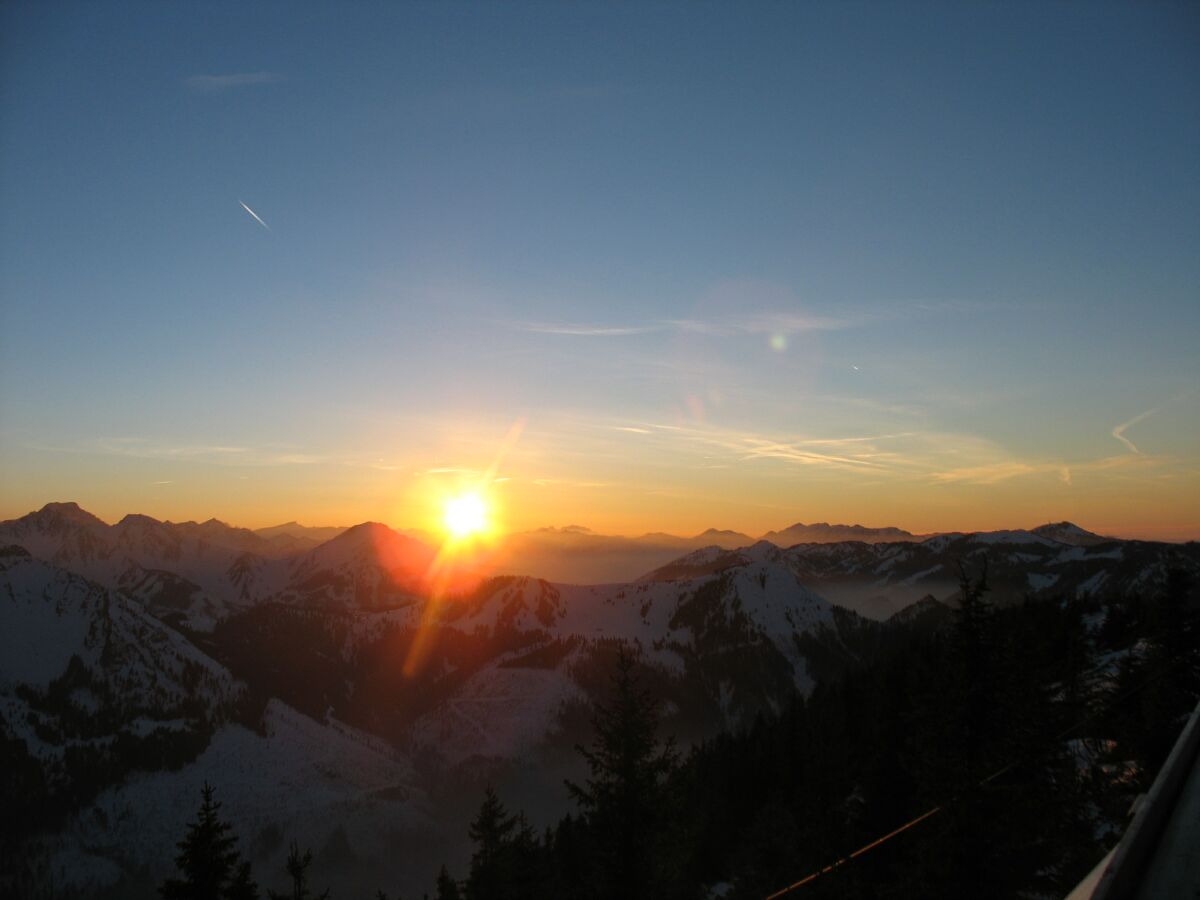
465 787 516 900
227 861 260 900
267 842 328 900
566 646 678 900
434 865 461 900
160 783 258 900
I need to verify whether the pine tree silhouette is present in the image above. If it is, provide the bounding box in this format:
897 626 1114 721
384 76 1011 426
434 865 461 900
160 782 259 900
267 842 329 900
566 646 678 900
465 787 516 900
227 861 260 900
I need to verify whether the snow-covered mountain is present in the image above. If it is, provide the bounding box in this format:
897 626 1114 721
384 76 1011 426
1 546 431 897
0 503 304 628
1030 521 1115 546
0 505 467 626
5 502 1197 897
642 528 1199 619
4 504 1191 627
202 554 850 769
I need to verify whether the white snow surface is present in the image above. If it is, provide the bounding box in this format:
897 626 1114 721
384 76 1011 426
0 555 232 704
410 664 586 764
56 700 428 892
0 556 100 687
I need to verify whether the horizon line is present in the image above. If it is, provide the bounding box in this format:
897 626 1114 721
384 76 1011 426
4 500 1196 544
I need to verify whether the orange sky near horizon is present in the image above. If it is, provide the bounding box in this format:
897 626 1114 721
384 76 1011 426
2 415 1196 543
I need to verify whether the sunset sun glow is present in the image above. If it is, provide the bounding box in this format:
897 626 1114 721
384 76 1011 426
443 493 488 540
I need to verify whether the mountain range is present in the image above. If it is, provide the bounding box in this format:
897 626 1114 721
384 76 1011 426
1 501 1193 896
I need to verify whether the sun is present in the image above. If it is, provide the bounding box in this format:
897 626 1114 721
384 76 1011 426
443 492 488 539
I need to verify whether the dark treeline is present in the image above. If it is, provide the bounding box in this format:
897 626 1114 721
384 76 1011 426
432 564 1198 900
137 564 1198 899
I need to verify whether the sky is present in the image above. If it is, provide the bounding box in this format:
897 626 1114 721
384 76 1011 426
1 2 1198 540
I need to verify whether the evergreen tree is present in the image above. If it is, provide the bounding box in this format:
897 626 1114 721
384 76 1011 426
228 861 260 900
504 813 547 900
434 865 461 900
465 787 516 900
267 842 328 900
566 646 679 900
160 783 258 900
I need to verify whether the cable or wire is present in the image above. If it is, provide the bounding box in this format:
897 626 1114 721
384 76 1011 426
765 807 943 899
763 637 1197 899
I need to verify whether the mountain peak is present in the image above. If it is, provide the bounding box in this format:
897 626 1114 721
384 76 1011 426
116 513 163 528
696 527 750 538
1030 521 1113 547
335 521 394 541
325 521 431 555
32 502 108 528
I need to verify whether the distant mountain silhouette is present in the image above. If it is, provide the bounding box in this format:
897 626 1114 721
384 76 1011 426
253 520 348 552
758 521 926 545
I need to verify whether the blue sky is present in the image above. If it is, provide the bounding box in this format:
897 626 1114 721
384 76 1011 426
2 2 1198 537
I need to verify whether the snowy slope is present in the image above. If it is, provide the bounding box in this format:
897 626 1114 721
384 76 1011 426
51 700 428 895
639 529 1199 620
2 550 432 898
0 547 234 707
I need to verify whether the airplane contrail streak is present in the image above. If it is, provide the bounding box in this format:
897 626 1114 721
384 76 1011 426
1111 408 1156 454
239 200 270 230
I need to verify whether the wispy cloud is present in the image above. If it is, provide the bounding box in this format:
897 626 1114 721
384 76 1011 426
82 438 326 467
517 313 854 339
186 72 284 93
533 478 609 488
670 312 854 336
1112 408 1156 454
737 439 889 471
929 461 1039 485
521 322 654 336
610 421 913 477
598 418 1165 489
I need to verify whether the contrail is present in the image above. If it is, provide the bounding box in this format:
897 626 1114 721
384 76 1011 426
239 200 270 230
1111 408 1156 454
